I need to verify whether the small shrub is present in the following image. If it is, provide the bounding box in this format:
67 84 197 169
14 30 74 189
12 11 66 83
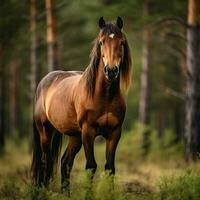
25 186 49 200
0 180 21 200
158 171 200 200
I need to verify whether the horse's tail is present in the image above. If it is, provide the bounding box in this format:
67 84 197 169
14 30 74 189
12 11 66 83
51 130 62 171
31 120 43 185
31 120 62 185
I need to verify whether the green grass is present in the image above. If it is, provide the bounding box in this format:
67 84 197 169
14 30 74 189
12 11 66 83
0 172 133 200
0 126 200 200
157 171 200 200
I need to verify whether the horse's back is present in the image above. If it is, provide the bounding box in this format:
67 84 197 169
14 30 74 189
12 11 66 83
35 70 83 100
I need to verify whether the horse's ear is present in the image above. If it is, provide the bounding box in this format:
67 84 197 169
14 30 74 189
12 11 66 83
116 16 123 30
99 17 106 29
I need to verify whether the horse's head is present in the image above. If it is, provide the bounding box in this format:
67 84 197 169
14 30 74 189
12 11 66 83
86 17 132 96
97 17 132 87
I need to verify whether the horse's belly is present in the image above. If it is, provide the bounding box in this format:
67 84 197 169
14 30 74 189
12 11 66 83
47 105 80 134
54 119 80 134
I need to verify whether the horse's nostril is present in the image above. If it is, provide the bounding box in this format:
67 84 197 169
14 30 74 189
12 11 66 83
104 66 108 74
114 66 119 75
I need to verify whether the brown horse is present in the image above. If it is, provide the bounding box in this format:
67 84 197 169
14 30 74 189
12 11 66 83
31 16 132 190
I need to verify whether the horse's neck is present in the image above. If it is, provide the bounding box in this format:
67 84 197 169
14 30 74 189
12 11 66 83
94 62 120 100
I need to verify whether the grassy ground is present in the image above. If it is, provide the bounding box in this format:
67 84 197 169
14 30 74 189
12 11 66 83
0 125 200 200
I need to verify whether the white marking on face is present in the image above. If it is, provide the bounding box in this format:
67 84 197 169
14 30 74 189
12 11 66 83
109 33 115 38
102 57 107 65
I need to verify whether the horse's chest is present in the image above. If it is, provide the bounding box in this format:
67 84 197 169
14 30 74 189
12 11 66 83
96 112 118 127
95 112 118 136
85 100 124 129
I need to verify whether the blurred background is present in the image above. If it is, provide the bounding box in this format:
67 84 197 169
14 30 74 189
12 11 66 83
0 0 200 199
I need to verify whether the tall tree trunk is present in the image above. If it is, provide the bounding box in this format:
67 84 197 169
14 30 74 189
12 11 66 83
9 60 18 137
46 0 59 71
173 105 182 143
0 47 5 154
185 0 200 161
139 0 151 125
139 0 152 157
0 47 9 153
30 0 40 145
157 112 165 138
31 0 40 95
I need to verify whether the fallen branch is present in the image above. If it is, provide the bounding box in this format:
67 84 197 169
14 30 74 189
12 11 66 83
164 86 185 100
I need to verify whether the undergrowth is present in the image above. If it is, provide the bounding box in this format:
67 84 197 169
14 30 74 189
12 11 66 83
0 125 200 200
1 170 200 200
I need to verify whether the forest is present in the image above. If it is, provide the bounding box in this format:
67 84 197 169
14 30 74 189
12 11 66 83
0 0 200 199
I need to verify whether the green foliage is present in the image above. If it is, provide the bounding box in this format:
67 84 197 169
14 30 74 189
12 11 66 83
1 170 200 200
26 186 50 200
0 133 200 200
113 122 185 180
0 179 21 200
157 171 200 200
0 173 131 200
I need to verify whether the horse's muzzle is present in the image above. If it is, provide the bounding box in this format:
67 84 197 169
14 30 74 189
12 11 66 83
103 65 119 81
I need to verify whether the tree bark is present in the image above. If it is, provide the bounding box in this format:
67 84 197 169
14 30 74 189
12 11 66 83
9 60 18 136
46 0 59 71
139 0 151 124
185 0 200 161
0 46 9 153
173 105 183 143
139 0 152 157
158 112 165 138
31 0 40 96
30 0 41 148
0 47 5 154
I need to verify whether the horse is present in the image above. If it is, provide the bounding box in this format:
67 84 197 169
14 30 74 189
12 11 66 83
31 16 132 191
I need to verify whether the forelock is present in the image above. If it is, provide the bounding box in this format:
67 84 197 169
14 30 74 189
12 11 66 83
100 23 121 36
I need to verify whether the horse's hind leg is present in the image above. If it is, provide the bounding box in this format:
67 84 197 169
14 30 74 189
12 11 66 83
38 121 54 186
61 134 82 192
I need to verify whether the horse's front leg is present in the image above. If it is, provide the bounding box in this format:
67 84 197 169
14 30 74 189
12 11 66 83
82 123 97 176
105 126 121 175
82 124 97 200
